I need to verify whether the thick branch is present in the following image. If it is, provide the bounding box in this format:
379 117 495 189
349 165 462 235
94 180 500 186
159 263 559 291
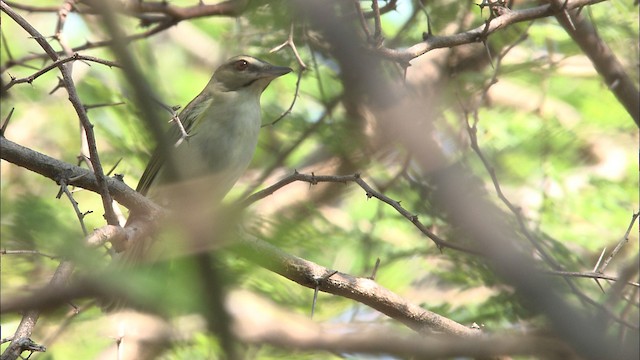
552 2 639 125
121 0 249 21
373 0 607 64
2 1 119 224
235 234 478 336
0 136 158 217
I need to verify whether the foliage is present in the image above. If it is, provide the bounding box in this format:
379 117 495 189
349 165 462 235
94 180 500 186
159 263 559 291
1 0 638 359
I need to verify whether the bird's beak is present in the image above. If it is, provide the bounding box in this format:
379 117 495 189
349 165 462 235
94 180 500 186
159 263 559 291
261 65 293 78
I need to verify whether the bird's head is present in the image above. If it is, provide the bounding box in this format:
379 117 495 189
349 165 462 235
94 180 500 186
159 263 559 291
211 55 292 93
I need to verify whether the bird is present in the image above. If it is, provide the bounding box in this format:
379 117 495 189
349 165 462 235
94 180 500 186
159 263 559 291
137 55 292 198
124 55 292 257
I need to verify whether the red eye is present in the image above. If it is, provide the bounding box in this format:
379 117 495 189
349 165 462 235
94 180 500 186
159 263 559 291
234 60 249 71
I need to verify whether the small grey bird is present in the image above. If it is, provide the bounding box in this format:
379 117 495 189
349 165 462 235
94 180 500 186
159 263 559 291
136 55 292 200
136 55 292 197
123 55 291 257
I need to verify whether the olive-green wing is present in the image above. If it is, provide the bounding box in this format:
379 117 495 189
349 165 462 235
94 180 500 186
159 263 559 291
135 92 213 195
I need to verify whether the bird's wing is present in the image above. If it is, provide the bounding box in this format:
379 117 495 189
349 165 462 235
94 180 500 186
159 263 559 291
135 93 214 195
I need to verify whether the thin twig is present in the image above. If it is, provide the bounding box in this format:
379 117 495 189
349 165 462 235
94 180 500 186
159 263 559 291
1 249 58 260
545 270 639 288
1 107 15 136
599 212 640 273
240 171 479 255
264 67 304 127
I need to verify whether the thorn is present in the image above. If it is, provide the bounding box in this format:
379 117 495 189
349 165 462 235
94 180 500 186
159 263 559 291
1 107 15 137
369 258 381 280
483 39 494 69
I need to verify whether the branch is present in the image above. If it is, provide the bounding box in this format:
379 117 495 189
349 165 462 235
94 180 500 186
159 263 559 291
373 0 607 64
235 233 477 336
240 171 479 255
545 270 640 288
551 1 639 125
599 212 640 273
230 291 575 359
0 136 159 218
0 231 477 339
1 0 249 73
114 0 249 23
2 53 120 93
0 261 73 360
1 1 119 225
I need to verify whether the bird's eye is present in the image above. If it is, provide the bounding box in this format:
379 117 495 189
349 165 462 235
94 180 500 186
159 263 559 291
234 60 249 71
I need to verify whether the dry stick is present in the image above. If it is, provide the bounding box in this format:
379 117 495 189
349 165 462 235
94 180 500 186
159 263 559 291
56 179 90 236
267 22 307 126
53 0 75 57
0 135 628 346
468 25 571 271
270 22 307 69
52 1 126 228
84 1 237 358
374 0 637 125
0 107 15 136
2 1 59 12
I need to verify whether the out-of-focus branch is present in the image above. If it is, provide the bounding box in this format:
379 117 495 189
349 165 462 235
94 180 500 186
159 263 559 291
298 2 638 359
4 0 248 22
373 0 607 64
1 0 248 73
0 261 74 360
110 0 248 23
551 1 639 125
1 230 477 339
229 291 575 359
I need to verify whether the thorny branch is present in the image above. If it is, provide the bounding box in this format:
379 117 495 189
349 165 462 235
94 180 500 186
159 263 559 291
2 53 120 92
241 171 480 255
1 2 119 225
